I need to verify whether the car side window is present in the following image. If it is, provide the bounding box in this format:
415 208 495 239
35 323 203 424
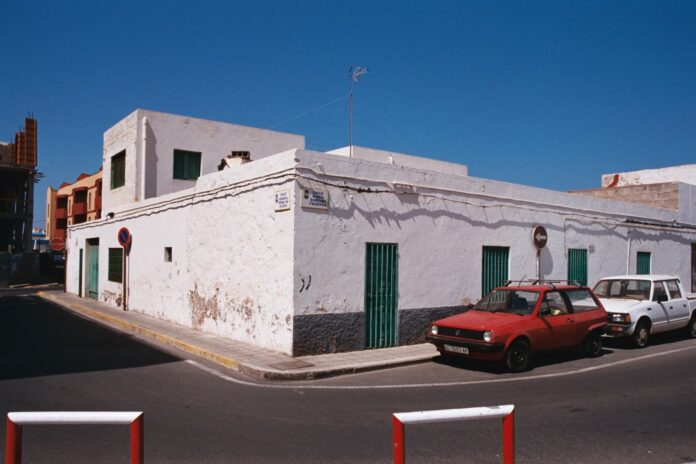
666 280 682 299
653 282 668 302
565 289 599 313
541 291 570 316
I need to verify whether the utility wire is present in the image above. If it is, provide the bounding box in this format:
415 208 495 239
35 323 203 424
268 94 349 130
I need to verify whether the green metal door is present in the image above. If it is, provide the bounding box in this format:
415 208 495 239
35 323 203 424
86 240 99 300
78 248 83 297
482 246 509 297
567 249 588 286
637 252 651 275
365 243 398 349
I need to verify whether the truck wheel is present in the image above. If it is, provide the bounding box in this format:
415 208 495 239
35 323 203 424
633 320 650 348
505 340 531 373
583 331 602 357
687 315 696 339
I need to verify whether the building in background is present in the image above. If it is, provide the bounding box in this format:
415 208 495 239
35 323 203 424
46 170 102 242
0 117 38 253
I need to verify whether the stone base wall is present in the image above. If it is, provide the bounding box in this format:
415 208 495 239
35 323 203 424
292 305 468 356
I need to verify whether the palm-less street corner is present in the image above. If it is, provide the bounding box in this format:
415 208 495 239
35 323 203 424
3 288 696 463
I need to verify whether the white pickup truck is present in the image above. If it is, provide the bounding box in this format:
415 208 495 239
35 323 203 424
593 275 696 347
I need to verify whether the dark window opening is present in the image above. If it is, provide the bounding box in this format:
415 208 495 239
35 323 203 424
164 247 172 262
108 247 123 282
111 150 126 189
173 149 202 180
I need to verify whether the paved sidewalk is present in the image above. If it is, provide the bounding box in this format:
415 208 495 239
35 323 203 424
36 290 437 380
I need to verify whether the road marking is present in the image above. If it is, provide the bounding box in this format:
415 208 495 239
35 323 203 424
185 344 696 390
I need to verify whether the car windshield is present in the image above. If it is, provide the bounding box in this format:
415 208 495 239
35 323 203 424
472 290 538 315
593 279 650 300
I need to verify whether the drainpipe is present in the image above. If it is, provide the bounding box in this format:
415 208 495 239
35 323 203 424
626 229 632 274
140 117 148 201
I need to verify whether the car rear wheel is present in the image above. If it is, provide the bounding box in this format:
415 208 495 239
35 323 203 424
505 340 531 373
687 315 696 339
633 320 650 348
583 331 602 357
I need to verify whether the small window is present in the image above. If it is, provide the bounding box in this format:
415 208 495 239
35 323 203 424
541 291 570 316
164 247 172 262
173 149 202 180
653 281 668 302
111 150 126 189
666 280 682 299
566 289 599 312
108 247 123 282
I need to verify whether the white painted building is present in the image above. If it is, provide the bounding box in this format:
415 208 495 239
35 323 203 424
66 110 696 355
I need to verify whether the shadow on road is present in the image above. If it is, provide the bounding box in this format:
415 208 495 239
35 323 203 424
0 294 180 381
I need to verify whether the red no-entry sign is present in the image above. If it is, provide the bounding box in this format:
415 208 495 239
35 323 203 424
50 238 65 252
117 227 131 248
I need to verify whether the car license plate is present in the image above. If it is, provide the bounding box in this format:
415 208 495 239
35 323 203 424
444 344 469 355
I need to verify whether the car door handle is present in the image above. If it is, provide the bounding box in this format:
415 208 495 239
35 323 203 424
567 319 574 323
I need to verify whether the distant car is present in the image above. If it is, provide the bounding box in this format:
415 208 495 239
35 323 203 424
426 282 608 372
594 275 696 347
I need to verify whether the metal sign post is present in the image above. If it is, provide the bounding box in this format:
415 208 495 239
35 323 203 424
117 227 131 311
532 226 548 281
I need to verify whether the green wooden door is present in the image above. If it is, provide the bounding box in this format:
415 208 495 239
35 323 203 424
87 241 99 300
482 246 509 297
637 252 651 275
365 243 398 349
567 249 588 286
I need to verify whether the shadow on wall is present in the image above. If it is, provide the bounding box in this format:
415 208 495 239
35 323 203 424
0 294 179 380
144 121 158 199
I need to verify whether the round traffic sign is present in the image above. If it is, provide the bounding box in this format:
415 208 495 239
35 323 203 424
50 238 65 252
117 227 132 248
532 225 548 249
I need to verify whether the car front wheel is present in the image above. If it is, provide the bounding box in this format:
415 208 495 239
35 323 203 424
505 340 531 373
633 320 650 348
583 331 602 357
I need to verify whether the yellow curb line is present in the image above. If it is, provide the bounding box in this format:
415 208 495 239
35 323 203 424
37 291 241 370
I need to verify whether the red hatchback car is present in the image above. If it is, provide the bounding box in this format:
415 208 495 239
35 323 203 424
426 282 607 372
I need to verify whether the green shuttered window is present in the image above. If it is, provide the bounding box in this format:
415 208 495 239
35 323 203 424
111 151 125 189
637 252 651 275
173 149 202 180
365 243 398 349
567 249 588 286
108 247 123 283
482 246 509 297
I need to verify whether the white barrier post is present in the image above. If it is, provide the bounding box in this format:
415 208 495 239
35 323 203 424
392 405 515 464
5 411 144 464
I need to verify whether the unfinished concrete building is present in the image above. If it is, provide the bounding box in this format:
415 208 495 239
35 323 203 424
0 117 38 253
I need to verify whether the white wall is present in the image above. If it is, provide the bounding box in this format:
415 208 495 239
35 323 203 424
102 109 305 212
602 164 696 187
67 151 299 353
293 150 696 319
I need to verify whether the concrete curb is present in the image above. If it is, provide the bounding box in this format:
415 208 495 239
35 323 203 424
36 291 435 381
37 291 242 370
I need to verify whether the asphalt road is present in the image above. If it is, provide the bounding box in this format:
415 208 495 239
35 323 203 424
2 290 696 463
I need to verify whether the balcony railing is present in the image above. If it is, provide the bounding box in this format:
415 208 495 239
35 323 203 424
55 208 67 219
72 202 86 215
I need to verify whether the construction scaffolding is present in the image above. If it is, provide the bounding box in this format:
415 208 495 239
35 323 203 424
0 117 37 253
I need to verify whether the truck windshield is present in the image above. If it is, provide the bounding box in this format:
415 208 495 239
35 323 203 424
472 290 538 315
593 279 650 300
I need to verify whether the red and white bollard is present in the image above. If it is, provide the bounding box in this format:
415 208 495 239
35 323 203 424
392 405 515 464
5 411 144 464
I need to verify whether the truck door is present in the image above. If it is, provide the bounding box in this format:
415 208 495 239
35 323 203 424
650 281 671 333
665 280 690 329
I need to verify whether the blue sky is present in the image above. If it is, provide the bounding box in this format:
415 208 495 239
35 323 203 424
1 1 695 228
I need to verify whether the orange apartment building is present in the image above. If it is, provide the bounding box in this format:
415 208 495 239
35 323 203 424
46 170 102 241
